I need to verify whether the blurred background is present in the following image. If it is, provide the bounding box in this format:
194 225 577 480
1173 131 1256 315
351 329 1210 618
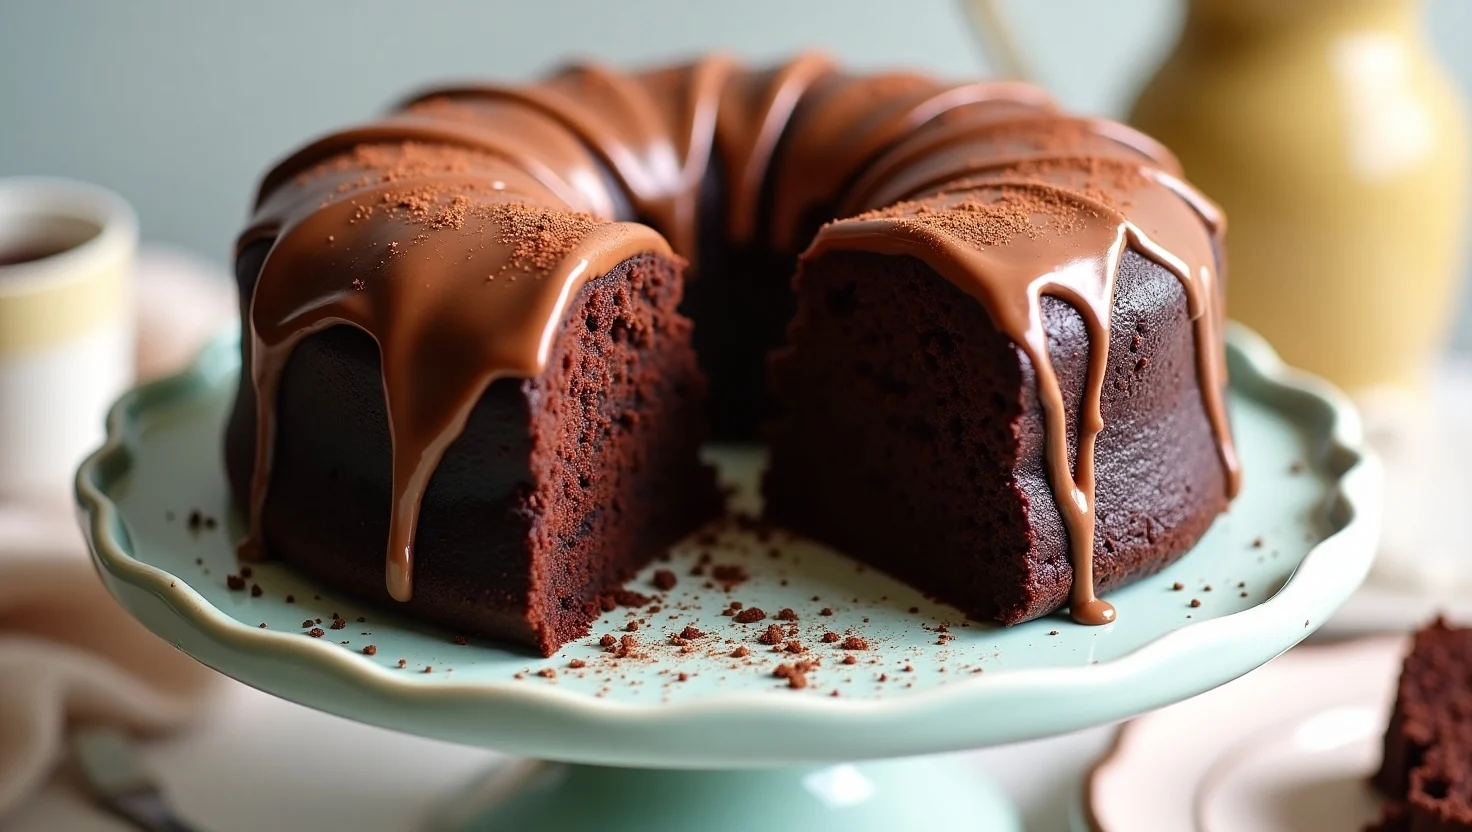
3 0 1471 345
1 3 1470 830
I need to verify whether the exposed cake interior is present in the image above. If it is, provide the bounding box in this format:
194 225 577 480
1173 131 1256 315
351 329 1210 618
766 248 1228 623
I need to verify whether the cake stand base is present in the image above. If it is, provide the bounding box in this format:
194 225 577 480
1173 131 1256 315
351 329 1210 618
425 757 1022 832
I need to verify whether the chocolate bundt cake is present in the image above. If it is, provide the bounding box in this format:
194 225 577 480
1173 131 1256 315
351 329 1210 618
226 54 1238 655
1371 619 1472 831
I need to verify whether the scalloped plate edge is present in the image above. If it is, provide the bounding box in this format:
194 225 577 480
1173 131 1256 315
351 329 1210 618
74 323 1383 733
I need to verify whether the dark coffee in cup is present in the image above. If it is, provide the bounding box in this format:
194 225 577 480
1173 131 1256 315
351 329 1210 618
0 213 103 270
0 243 73 268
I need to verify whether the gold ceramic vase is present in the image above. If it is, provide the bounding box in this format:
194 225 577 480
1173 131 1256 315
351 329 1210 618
1131 0 1469 395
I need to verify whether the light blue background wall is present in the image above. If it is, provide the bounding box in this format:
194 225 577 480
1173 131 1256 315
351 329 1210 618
2 1 1470 341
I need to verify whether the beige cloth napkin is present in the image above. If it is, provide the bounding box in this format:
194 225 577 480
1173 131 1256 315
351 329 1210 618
0 248 237 817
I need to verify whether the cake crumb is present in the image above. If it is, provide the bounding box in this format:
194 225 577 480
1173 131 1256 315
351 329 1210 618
821 632 841 643
599 634 617 648
776 608 799 621
397 659 407 668
614 590 651 608
330 618 346 630
1171 582 1184 591
711 564 749 586
820 607 834 616
842 636 870 650
250 583 263 597
1189 598 1202 608
842 655 857 665
226 574 246 591
569 659 586 669
733 607 766 624
680 625 703 639
363 645 377 655
652 569 677 591
308 628 325 638
537 668 556 679
731 646 750 658
758 625 785 646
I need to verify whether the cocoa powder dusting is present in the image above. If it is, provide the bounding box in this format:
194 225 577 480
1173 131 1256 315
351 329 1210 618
849 183 1101 250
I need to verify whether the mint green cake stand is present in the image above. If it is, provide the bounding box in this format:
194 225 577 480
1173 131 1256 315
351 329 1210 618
76 324 1379 832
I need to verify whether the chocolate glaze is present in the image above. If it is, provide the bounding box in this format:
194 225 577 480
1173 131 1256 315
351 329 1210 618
236 54 1236 622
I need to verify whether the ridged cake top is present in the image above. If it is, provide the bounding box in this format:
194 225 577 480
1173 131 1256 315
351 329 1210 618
237 54 1238 625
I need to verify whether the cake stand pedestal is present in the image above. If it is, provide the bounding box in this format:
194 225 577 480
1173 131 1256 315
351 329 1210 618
76 325 1380 832
427 759 1018 831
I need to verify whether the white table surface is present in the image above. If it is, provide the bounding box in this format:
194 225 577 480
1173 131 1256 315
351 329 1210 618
6 673 1114 832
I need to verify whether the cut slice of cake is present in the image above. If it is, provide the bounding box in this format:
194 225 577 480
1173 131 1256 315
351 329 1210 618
1371 618 1472 831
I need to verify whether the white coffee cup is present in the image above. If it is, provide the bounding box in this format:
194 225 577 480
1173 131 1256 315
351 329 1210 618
0 178 136 499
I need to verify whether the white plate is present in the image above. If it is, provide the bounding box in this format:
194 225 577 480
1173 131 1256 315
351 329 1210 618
1084 637 1407 832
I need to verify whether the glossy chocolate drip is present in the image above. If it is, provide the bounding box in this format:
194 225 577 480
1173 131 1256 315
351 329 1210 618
238 54 1236 619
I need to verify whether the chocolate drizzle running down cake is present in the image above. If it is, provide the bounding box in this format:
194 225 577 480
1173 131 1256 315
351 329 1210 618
226 53 1238 654
1371 619 1472 831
